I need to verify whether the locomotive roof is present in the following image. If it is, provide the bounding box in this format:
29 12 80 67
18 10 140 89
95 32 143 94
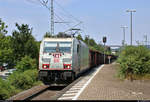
43 38 74 42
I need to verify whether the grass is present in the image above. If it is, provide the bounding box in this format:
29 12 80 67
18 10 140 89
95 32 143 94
130 74 150 80
33 81 43 86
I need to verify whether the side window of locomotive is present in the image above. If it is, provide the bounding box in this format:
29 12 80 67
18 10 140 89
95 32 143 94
77 44 79 53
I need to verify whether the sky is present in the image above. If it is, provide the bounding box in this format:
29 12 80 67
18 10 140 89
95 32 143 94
0 0 150 46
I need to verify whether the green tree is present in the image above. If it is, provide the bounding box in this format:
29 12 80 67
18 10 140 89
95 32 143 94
84 36 90 45
57 32 71 38
89 38 97 47
0 36 13 66
12 23 39 61
76 34 83 41
0 18 8 37
0 19 14 68
83 35 105 52
44 32 53 38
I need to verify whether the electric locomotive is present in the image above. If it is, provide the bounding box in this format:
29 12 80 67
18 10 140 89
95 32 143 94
38 38 89 85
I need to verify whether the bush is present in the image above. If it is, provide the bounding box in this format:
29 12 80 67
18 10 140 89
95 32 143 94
15 56 37 72
0 78 16 100
8 69 38 90
4 56 41 99
0 78 9 99
117 46 150 78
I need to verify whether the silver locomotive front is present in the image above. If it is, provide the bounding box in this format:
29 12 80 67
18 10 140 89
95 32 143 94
38 38 75 85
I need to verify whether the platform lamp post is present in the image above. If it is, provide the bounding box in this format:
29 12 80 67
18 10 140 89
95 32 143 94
103 36 107 64
121 26 128 46
126 9 136 46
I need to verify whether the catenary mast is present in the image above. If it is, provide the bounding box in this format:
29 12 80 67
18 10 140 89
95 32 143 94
51 0 54 35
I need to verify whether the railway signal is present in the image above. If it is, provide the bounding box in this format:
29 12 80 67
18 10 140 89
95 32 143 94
103 36 107 43
103 36 107 64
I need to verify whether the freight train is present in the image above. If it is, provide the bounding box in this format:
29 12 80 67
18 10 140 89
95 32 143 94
38 37 116 85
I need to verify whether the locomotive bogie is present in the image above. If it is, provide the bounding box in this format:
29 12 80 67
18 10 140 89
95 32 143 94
39 70 75 85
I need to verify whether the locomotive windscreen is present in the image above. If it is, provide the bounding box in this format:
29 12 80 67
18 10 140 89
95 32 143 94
44 42 72 53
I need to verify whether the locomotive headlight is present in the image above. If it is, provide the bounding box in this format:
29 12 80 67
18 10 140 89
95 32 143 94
63 64 71 69
42 64 50 69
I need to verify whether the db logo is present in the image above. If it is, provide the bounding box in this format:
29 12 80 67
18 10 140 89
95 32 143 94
54 58 59 63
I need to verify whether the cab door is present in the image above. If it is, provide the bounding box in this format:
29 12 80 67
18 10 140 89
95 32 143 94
77 41 81 72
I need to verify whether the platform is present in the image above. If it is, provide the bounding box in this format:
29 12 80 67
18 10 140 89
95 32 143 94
77 63 150 100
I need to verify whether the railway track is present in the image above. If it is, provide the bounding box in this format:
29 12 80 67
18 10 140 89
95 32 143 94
8 65 104 100
31 77 84 100
8 85 49 100
8 73 84 100
31 86 65 100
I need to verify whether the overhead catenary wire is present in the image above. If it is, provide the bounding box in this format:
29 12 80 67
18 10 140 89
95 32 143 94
25 0 86 36
54 13 73 32
54 3 77 25
53 0 83 32
63 21 83 33
52 0 83 34
54 0 81 23
38 0 73 32
53 1 85 36
54 13 71 27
